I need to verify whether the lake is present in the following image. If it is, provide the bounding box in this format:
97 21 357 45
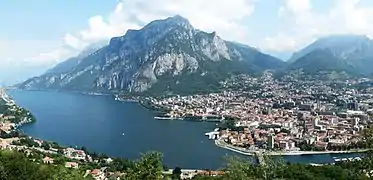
8 90 363 169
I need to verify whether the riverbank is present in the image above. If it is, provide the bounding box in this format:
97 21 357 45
215 139 369 156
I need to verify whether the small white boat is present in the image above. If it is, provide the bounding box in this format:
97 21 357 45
154 116 175 120
122 133 125 136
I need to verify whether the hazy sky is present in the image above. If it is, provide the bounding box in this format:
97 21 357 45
1 0 373 84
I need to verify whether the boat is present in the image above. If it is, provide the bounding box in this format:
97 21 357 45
154 116 176 120
122 133 125 136
87 92 104 96
114 95 138 102
121 99 139 103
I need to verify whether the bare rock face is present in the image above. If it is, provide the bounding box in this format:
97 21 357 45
19 15 284 94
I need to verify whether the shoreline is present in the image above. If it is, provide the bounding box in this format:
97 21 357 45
215 139 369 156
6 89 368 168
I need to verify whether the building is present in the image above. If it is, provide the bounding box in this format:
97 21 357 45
353 117 360 126
279 141 289 150
43 156 54 164
347 101 359 111
267 135 275 149
90 169 105 180
65 162 79 169
312 118 319 127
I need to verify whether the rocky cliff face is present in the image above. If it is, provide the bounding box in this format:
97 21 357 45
19 15 284 94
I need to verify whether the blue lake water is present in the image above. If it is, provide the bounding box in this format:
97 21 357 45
8 90 363 169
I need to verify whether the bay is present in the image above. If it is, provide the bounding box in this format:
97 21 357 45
8 90 363 169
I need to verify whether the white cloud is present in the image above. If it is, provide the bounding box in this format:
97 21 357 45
261 0 373 52
263 33 297 51
0 0 258 84
64 33 87 50
18 0 256 70
5 0 373 81
74 0 256 44
285 0 311 14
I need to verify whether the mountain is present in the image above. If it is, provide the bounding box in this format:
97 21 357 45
288 49 357 74
45 40 108 75
287 35 373 75
19 15 284 94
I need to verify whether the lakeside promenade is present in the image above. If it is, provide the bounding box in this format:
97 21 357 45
215 139 369 157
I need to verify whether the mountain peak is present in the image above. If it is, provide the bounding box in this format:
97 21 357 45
167 15 190 23
143 15 193 30
19 16 284 94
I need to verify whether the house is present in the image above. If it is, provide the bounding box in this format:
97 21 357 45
90 168 106 180
91 169 100 176
197 170 225 177
33 139 43 147
43 156 54 164
0 138 9 149
3 116 15 120
106 158 113 163
65 162 79 169
91 169 101 176
314 141 328 151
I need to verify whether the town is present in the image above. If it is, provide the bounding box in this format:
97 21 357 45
146 71 373 155
2 71 373 179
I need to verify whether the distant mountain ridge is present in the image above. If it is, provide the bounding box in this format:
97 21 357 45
286 34 373 76
19 15 285 95
20 18 373 94
288 49 358 74
45 40 108 75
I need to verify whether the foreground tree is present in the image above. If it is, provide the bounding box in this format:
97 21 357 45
0 150 86 180
258 153 286 180
220 156 257 180
172 167 182 179
124 152 163 180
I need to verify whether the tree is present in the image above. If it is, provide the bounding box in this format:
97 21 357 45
51 166 85 180
41 141 51 150
80 146 88 152
0 150 86 180
172 167 182 179
362 125 373 149
107 158 134 172
220 156 257 180
57 149 64 155
0 164 7 180
258 153 286 180
124 152 163 180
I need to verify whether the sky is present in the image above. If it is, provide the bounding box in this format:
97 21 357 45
2 0 373 85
